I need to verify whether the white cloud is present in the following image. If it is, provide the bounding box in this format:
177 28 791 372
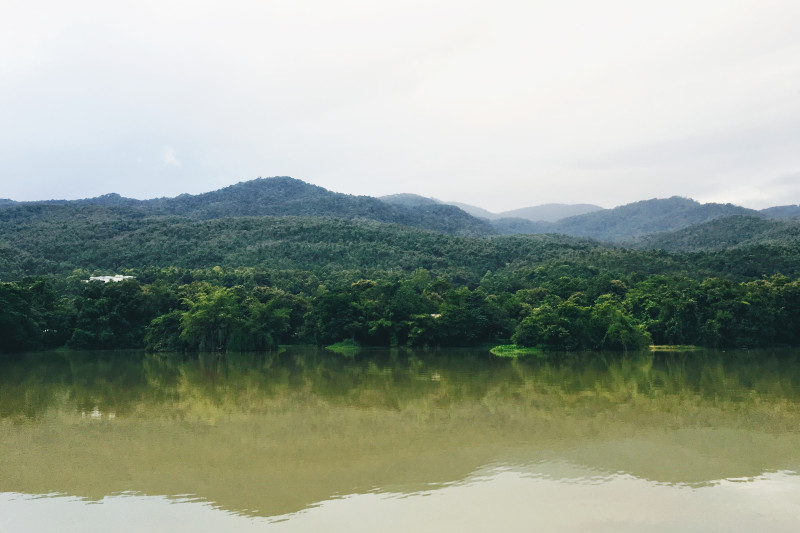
1 0 800 209
162 147 181 167
708 172 800 209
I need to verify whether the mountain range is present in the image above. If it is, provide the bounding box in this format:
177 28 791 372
2 178 493 237
630 215 800 252
379 193 603 222
2 176 800 282
379 190 800 242
2 176 800 247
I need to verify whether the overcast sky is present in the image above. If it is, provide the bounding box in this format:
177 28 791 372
2 0 799 211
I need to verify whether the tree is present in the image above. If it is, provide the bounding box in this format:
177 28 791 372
0 283 42 352
180 285 243 352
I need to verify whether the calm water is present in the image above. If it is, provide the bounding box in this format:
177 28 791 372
1 347 799 532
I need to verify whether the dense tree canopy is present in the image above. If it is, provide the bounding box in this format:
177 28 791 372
2 180 800 355
2 267 799 354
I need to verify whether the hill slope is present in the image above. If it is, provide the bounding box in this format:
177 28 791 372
2 177 496 237
500 203 603 222
383 196 604 223
489 217 550 235
446 201 499 220
0 206 596 279
146 177 496 236
631 215 800 252
539 196 758 242
441 201 604 222
3 206 799 282
761 205 800 219
6 181 797 242
379 193 441 207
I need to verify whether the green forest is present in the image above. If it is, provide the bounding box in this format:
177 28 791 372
3 264 799 354
2 178 800 355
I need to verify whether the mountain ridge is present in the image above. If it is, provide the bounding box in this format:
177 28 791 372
2 177 495 237
3 178 800 283
535 196 759 242
629 215 800 252
761 205 800 219
381 195 604 223
3 177 798 245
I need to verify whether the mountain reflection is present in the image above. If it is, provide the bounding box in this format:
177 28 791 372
1 347 799 518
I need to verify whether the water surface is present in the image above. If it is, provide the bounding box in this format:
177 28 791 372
2 347 799 531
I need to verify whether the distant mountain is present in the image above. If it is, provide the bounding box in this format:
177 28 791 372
446 202 499 220
379 193 441 207
629 216 800 252
6 179 797 244
538 196 758 242
77 193 143 208
1 177 495 237
443 201 604 222
0 193 138 209
761 205 800 220
4 179 800 280
146 177 495 236
489 217 550 235
500 203 603 222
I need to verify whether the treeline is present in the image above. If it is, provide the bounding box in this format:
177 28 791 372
4 209 800 284
0 176 495 238
3 267 799 354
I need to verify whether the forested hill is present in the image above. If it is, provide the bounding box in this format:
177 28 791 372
4 208 800 354
379 193 441 207
1 177 495 237
532 196 758 242
380 193 779 240
383 196 604 223
631 215 800 252
497 203 603 222
0 211 592 280
2 204 800 283
761 205 800 219
3 178 799 261
4 182 800 354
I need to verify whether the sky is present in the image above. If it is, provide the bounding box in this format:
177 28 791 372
2 0 799 211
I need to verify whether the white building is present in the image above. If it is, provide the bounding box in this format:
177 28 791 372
84 275 135 283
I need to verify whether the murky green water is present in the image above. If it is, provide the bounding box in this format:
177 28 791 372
2 347 799 531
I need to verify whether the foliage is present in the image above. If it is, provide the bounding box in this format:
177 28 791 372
3 180 800 354
3 268 800 354
325 340 362 356
542 196 757 242
489 344 543 358
631 216 800 252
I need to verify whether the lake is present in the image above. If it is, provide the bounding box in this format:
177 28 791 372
2 347 799 531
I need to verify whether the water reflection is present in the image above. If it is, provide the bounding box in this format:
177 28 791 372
1 347 799 527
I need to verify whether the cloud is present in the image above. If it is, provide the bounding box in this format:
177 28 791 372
2 0 800 209
162 147 181 167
